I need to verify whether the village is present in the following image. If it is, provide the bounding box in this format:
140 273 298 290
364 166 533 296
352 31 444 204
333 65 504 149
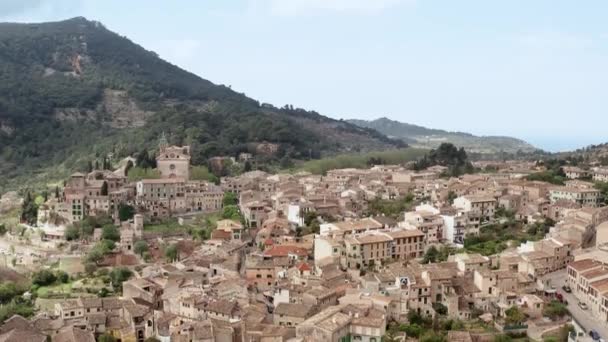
2 141 608 342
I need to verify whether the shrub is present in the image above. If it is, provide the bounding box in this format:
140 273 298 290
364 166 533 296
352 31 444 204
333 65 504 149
31 270 57 287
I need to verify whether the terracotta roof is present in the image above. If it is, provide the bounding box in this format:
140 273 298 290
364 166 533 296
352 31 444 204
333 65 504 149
0 315 31 334
569 259 603 272
0 329 46 342
263 245 308 258
274 303 315 318
204 300 239 316
211 229 232 240
387 229 425 239
582 268 608 280
54 326 95 342
297 262 312 272
139 178 185 184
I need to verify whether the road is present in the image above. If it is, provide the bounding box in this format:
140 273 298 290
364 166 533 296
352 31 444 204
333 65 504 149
543 270 608 339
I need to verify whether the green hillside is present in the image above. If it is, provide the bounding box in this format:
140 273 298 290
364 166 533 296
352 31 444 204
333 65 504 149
0 17 403 192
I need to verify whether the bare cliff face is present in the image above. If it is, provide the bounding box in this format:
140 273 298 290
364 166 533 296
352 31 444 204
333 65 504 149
0 192 21 215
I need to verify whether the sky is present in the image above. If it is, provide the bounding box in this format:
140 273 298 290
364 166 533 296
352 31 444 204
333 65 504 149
1 0 607 152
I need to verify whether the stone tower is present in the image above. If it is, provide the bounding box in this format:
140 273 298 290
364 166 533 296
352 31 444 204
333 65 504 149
156 133 191 180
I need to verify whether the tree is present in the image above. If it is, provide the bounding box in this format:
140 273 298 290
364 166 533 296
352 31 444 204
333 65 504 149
494 335 512 342
423 246 439 264
505 306 526 325
32 270 57 287
101 225 120 242
55 186 60 199
221 205 241 221
280 156 294 169
303 211 317 226
308 219 320 234
118 204 135 222
109 267 133 288
244 161 252 172
136 150 156 169
543 300 568 320
20 191 38 225
86 248 105 264
407 311 431 327
420 331 445 342
413 143 473 177
100 239 116 251
399 323 423 338
382 327 400 342
55 270 69 283
84 262 97 275
86 240 116 264
223 192 238 206
134 240 149 257
0 282 24 304
0 224 6 236
165 244 179 262
447 191 457 204
432 302 448 316
65 225 80 241
124 160 134 176
98 333 117 342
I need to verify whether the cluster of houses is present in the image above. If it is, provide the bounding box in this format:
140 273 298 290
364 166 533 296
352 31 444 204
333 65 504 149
7 148 608 341
36 141 223 241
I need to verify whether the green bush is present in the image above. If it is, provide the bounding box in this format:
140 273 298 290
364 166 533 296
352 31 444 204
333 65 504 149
31 270 57 287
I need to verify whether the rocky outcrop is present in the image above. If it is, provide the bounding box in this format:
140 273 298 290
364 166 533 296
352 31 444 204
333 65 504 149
102 89 154 128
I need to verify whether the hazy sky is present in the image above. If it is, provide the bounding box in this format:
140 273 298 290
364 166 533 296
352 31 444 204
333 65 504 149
2 0 607 152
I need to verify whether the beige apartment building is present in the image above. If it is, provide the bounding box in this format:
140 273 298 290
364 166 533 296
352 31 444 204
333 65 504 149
400 211 444 243
343 229 425 269
566 258 608 322
593 168 608 182
549 186 602 207
345 233 392 269
453 195 497 229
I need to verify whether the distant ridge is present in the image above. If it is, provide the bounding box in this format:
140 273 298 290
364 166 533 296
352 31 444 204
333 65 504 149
348 117 539 154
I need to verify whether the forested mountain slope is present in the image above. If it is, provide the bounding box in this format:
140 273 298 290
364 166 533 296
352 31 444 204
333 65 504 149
0 17 403 191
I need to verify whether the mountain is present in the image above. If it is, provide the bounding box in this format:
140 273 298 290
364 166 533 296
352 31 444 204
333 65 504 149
0 17 404 192
348 117 538 155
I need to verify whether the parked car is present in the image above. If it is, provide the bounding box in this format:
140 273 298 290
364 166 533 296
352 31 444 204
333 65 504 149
579 302 589 310
589 330 601 341
563 285 572 293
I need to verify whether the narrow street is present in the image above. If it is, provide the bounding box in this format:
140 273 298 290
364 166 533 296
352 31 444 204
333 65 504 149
543 270 608 338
